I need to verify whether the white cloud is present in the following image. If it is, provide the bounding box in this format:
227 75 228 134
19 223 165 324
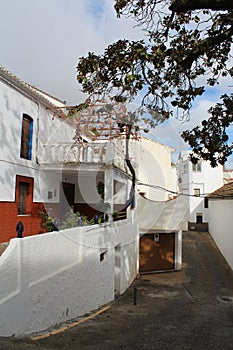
0 0 142 105
1 0 232 167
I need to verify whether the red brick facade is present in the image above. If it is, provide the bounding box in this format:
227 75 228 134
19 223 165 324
0 175 46 243
0 201 46 243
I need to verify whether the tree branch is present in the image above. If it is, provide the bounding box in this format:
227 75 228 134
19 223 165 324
170 26 233 70
169 0 233 13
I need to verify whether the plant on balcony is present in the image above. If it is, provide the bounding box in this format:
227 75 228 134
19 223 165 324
40 211 57 232
112 211 119 221
97 181 105 200
59 207 89 229
40 207 91 231
96 200 111 222
90 127 99 136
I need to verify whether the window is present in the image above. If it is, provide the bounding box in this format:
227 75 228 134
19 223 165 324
16 176 33 215
18 182 29 215
194 188 200 197
204 197 209 208
192 162 202 172
48 191 53 200
196 213 203 223
100 250 107 262
20 114 33 160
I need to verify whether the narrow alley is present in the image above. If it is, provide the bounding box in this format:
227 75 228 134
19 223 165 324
1 231 233 350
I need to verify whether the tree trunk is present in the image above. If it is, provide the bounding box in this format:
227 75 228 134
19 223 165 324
125 125 136 208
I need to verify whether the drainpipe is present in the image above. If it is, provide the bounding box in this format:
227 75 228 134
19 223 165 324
35 101 40 164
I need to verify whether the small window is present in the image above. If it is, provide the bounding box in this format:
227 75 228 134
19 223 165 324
16 175 33 215
100 250 107 262
194 188 200 197
192 162 202 172
204 197 209 208
20 114 33 160
184 163 188 173
196 213 203 223
48 191 53 200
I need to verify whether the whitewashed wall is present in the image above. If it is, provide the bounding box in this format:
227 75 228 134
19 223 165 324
0 211 137 336
178 151 223 223
0 77 75 202
209 199 233 270
114 137 175 201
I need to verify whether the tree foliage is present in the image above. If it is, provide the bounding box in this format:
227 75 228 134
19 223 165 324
77 0 233 165
182 93 233 166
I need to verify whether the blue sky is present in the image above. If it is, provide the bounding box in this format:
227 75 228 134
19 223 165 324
0 0 232 166
85 0 105 19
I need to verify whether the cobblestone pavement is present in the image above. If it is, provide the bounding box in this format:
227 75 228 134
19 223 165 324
0 231 233 350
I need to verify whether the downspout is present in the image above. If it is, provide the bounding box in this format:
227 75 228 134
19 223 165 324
35 101 40 164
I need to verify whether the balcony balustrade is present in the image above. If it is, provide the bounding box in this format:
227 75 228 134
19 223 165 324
38 142 137 175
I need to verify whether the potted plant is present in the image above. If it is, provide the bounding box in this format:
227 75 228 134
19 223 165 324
112 211 119 221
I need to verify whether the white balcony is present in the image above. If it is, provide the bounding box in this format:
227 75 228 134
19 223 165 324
38 142 136 175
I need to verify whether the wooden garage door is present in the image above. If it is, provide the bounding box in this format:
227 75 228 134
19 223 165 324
139 233 175 273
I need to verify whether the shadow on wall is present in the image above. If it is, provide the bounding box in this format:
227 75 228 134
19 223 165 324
0 228 114 336
0 243 9 257
0 213 138 336
188 222 209 232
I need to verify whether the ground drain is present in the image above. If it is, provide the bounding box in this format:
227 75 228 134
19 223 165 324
217 295 233 304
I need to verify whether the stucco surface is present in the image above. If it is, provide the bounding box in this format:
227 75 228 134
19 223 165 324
0 212 137 336
209 199 233 270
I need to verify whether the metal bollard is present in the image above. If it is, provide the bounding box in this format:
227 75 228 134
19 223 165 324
133 287 137 305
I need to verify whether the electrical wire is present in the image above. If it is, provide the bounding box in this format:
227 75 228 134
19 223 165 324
137 181 233 199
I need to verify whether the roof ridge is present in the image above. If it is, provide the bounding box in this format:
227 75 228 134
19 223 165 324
0 64 66 112
208 180 233 198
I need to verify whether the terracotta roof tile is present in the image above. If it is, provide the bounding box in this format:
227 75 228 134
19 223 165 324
208 181 233 199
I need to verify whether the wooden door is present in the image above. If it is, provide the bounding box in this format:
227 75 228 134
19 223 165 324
60 182 75 216
139 233 175 273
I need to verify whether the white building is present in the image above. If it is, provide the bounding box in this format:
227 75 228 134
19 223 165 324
0 64 134 242
223 166 233 184
114 136 178 201
177 150 223 229
0 64 184 336
208 181 233 270
131 138 184 274
0 65 138 336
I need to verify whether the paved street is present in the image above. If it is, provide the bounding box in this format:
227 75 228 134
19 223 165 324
0 231 233 350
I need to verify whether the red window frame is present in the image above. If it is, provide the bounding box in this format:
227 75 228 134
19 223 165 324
16 175 34 215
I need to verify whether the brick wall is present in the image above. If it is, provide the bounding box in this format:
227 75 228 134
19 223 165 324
0 201 46 243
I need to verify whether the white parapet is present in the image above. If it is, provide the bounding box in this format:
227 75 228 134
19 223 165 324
0 213 138 336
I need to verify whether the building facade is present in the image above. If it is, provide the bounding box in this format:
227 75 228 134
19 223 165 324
208 181 233 270
0 65 139 336
0 65 185 336
177 150 223 229
0 65 70 241
0 65 134 243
